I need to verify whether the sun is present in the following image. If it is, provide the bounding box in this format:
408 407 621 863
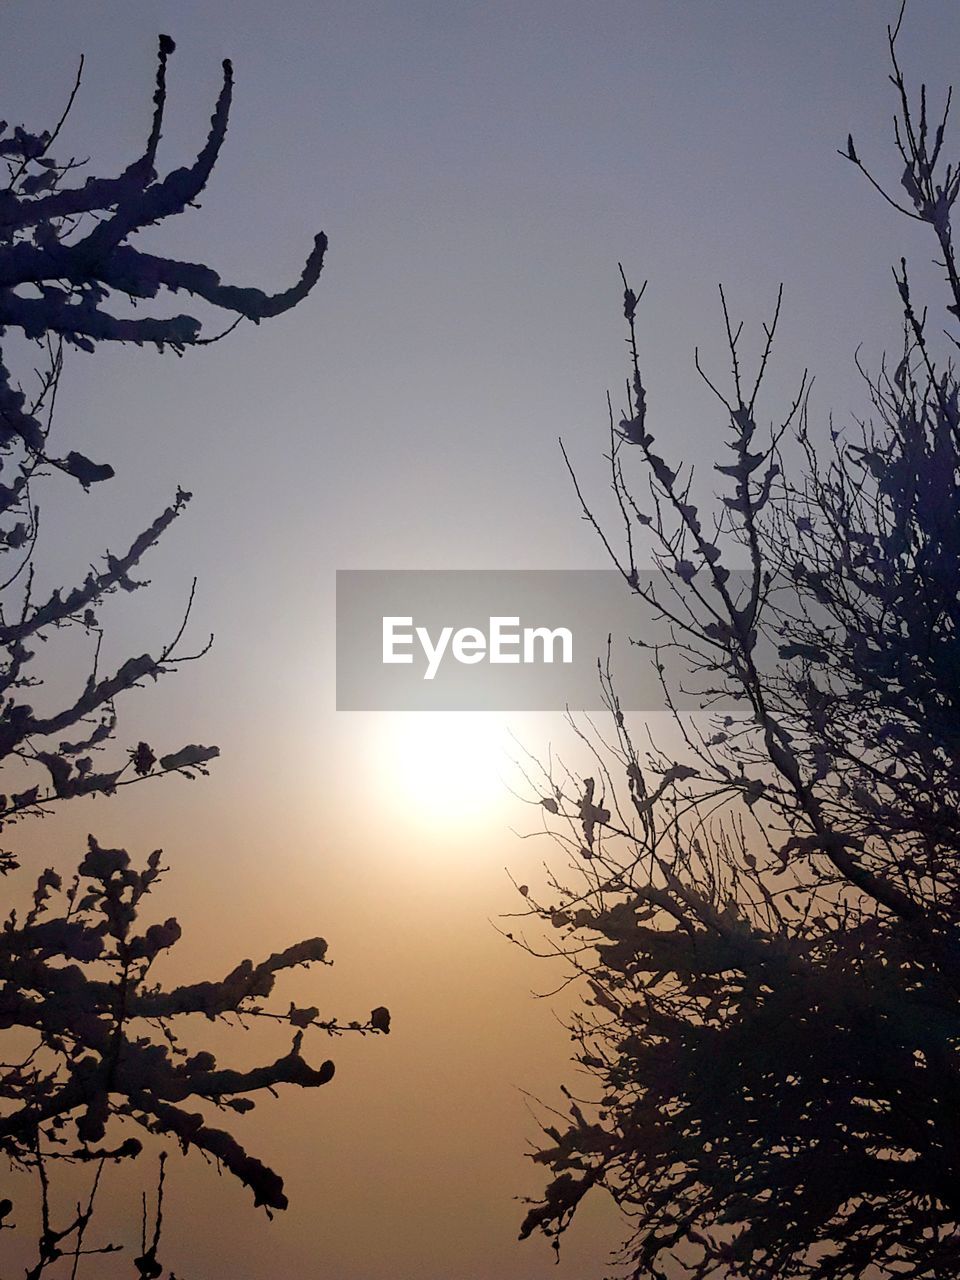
373 711 513 828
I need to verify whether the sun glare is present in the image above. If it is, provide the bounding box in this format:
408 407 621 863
375 712 514 828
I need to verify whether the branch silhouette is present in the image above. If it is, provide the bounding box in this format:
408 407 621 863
0 35 386 1278
517 10 960 1278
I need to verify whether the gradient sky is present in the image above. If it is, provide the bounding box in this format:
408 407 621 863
4 2 960 1277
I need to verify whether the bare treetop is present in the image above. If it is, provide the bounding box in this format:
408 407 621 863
0 35 326 354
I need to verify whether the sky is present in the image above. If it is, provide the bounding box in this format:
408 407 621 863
3 1 960 1277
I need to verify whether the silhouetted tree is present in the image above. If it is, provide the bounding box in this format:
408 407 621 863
517 9 960 1278
0 37 387 1276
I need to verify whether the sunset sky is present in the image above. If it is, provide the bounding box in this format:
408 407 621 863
4 2 960 1276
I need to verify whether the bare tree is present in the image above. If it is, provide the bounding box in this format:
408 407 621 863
516 9 960 1278
0 36 387 1277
